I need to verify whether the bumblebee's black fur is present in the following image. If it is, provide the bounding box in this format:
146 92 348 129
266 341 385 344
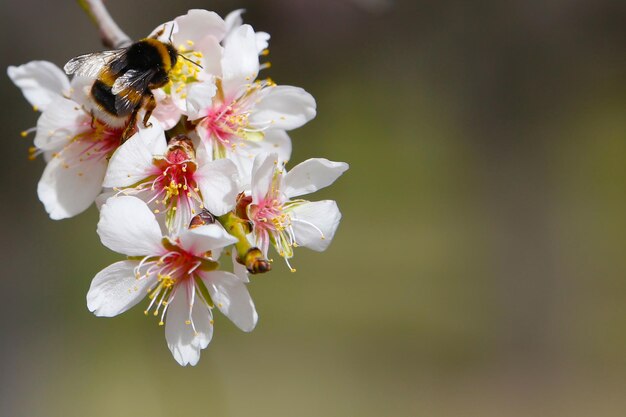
65 38 178 139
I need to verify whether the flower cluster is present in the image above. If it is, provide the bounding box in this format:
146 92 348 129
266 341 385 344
8 9 348 366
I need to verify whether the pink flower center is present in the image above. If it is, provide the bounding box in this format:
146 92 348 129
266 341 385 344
134 240 216 326
53 119 122 167
202 102 249 145
149 154 201 214
249 198 287 234
248 196 297 264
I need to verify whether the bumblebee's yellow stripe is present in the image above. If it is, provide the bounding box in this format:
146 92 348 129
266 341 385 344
143 38 172 71
99 67 117 86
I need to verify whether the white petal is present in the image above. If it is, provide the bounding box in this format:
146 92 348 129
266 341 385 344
7 61 69 111
224 9 244 34
195 158 239 216
178 224 238 255
186 81 217 120
221 25 260 99
34 96 90 151
255 32 270 54
227 130 292 187
87 260 153 317
190 296 214 351
203 271 257 332
194 36 223 78
68 76 95 107
173 9 226 46
284 158 349 198
165 286 202 366
152 91 183 130
103 122 166 187
97 196 163 256
95 189 115 211
251 86 316 130
37 146 107 219
250 152 279 202
166 199 198 236
289 200 342 251
232 251 250 283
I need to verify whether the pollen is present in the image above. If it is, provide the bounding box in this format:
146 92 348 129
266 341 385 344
169 47 203 88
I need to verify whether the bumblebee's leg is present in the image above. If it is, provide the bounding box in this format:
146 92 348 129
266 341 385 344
142 92 157 128
90 110 96 129
121 110 139 141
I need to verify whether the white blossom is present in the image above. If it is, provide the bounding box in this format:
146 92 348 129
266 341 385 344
8 62 126 219
103 124 239 234
88 196 257 366
242 153 348 270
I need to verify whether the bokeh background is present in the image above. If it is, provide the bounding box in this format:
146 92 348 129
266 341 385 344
1 1 625 416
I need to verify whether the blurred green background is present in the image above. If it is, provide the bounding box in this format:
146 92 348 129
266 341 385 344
1 1 625 416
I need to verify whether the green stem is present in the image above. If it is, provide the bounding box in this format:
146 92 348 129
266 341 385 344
218 212 271 274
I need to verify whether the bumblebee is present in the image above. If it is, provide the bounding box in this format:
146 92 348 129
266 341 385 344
64 37 178 139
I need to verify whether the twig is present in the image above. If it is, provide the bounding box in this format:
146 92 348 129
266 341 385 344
77 0 132 49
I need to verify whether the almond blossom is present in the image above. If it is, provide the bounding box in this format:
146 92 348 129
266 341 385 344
148 9 227 127
103 125 238 233
7 60 70 112
8 62 127 219
88 196 257 366
239 153 348 270
186 24 316 179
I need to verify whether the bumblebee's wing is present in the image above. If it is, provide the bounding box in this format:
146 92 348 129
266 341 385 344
113 69 157 114
63 49 127 78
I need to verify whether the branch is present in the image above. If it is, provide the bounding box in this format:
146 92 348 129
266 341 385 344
77 0 132 49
